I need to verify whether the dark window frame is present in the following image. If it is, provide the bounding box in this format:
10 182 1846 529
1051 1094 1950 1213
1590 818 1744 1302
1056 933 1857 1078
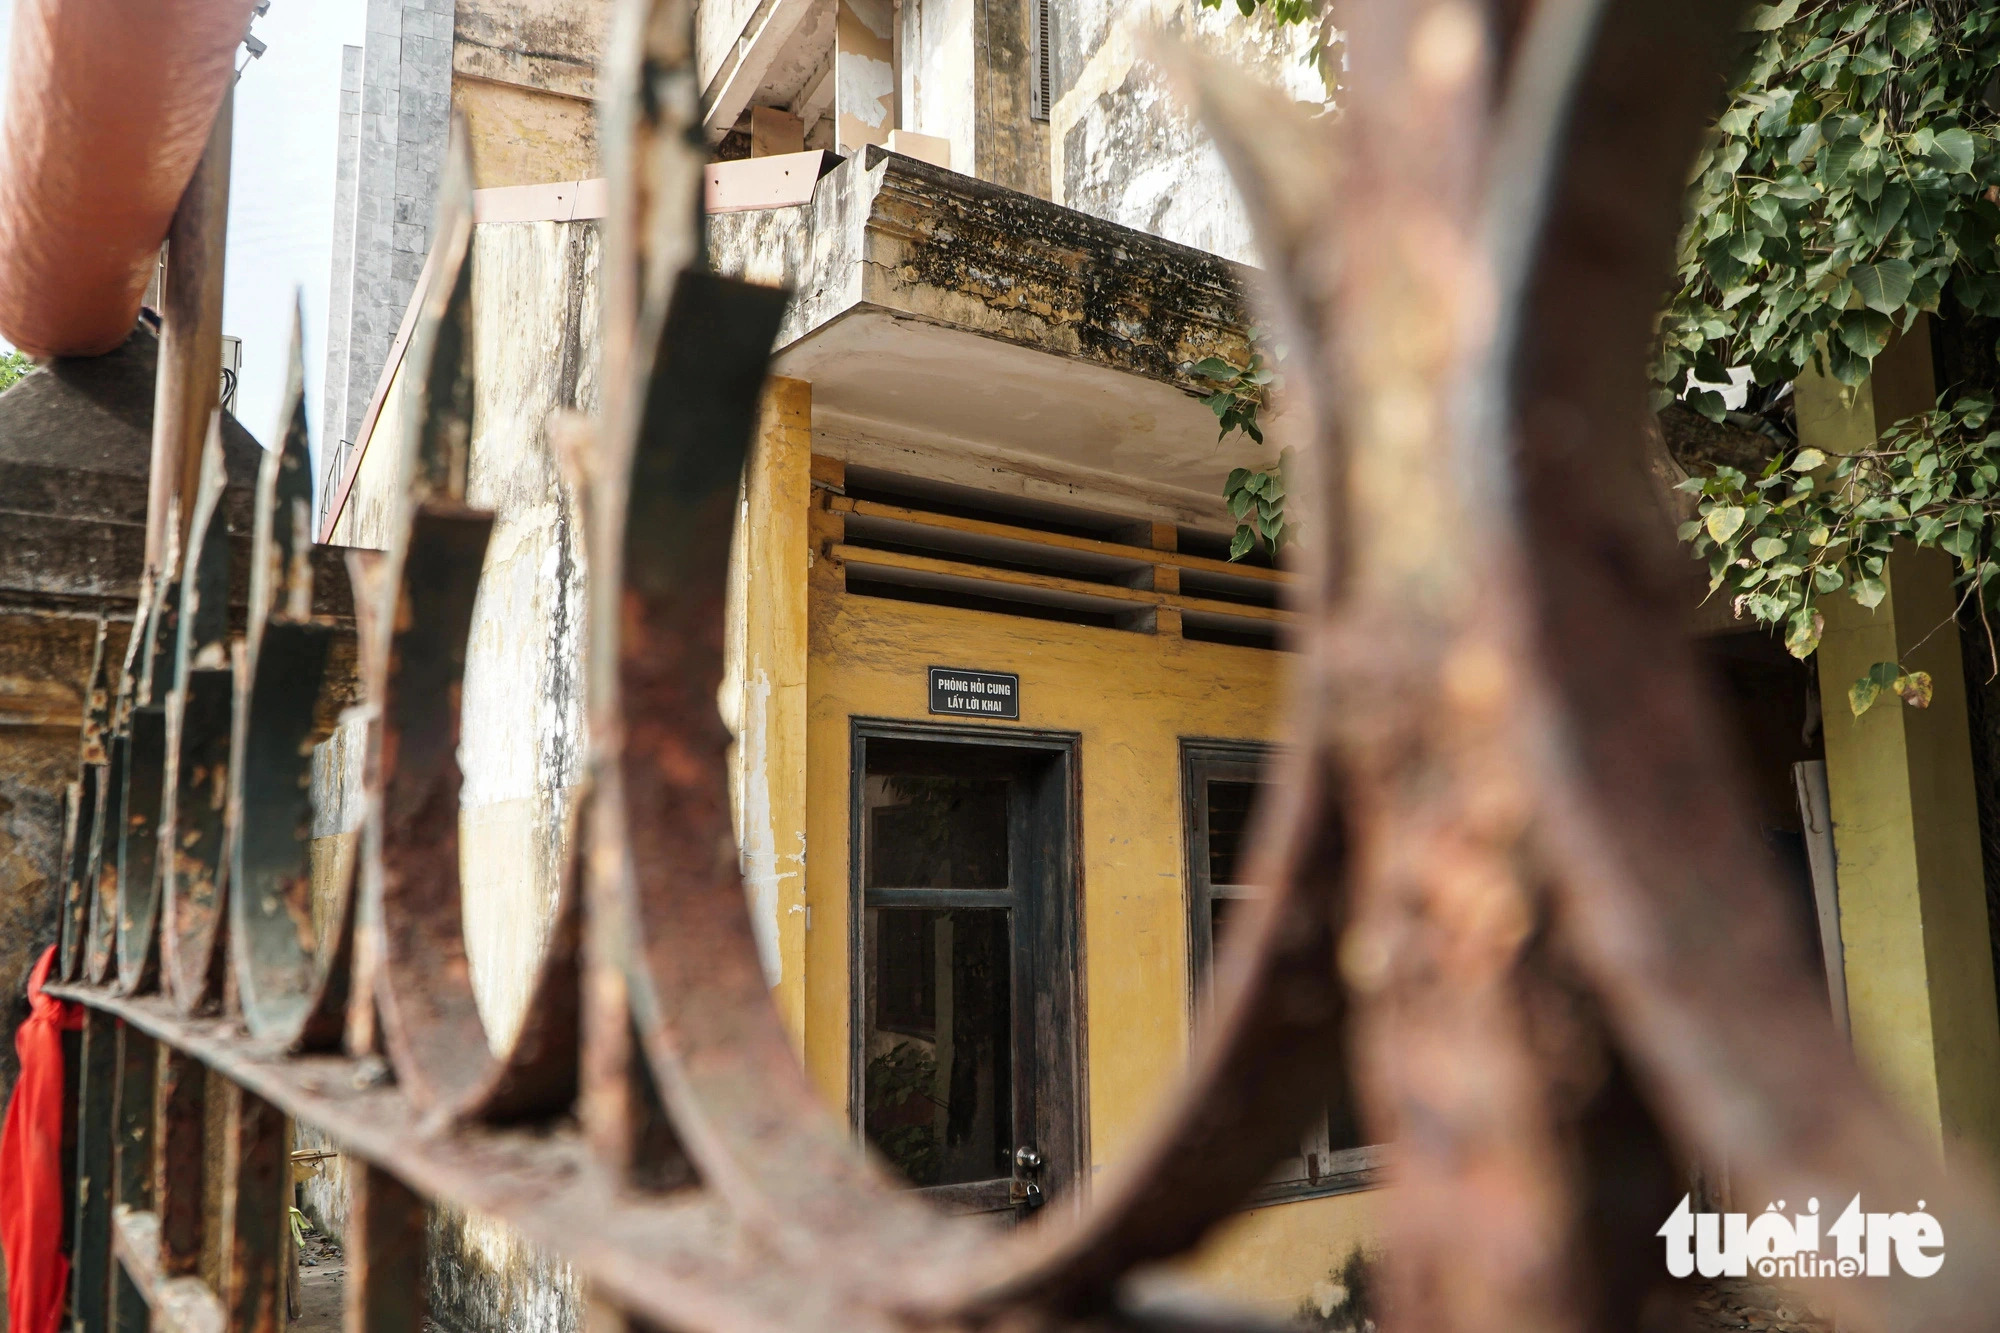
1181 738 1383 1205
849 717 1088 1215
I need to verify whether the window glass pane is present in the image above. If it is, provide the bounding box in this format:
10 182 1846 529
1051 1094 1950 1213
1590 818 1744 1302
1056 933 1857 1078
865 774 1009 889
864 906 1013 1186
1206 779 1259 886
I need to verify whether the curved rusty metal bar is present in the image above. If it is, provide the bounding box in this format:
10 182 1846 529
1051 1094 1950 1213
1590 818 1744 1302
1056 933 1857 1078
358 132 502 1111
231 617 337 1036
369 503 497 1109
231 322 351 1046
162 424 235 1012
115 568 180 995
362 134 584 1119
587 3 976 1281
83 727 124 985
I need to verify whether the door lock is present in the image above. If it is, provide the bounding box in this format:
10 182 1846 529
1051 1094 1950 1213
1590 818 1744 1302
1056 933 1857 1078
1011 1145 1044 1209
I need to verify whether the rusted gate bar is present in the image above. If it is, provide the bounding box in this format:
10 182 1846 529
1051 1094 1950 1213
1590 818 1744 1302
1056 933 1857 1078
110 1022 156 1332
36 0 2000 1331
70 1010 117 1333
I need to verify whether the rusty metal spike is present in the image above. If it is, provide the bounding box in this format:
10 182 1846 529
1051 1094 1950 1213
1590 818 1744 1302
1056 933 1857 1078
253 296 318 637
599 0 707 454
231 293 355 1040
177 418 231 667
160 418 236 1011
83 728 125 985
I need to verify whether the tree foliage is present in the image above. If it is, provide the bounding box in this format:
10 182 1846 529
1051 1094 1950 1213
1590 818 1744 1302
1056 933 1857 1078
1656 0 2000 417
1676 395 2000 712
0 350 32 394
1663 0 2000 711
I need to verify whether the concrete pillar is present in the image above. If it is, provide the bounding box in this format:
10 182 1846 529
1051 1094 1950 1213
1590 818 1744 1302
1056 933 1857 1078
726 376 812 1049
1803 327 2000 1163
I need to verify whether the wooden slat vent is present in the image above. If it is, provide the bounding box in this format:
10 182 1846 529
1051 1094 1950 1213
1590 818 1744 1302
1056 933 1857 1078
820 464 1294 650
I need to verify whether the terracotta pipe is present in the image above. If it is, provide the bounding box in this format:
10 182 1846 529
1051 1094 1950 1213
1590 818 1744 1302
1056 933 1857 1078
0 0 258 358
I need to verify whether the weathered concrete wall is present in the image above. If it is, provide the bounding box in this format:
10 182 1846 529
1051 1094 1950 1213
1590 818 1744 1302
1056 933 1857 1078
1049 0 1327 264
895 0 1048 194
457 219 596 1051
900 0 977 169
801 487 1375 1319
722 377 812 1035
314 216 599 1333
707 148 1255 393
324 45 365 467
454 0 608 188
697 0 768 97
0 615 116 1107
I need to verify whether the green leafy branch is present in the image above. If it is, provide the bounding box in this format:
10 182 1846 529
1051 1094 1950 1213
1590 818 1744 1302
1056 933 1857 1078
1225 450 1297 560
1193 352 1273 446
1680 393 2000 713
1193 352 1299 559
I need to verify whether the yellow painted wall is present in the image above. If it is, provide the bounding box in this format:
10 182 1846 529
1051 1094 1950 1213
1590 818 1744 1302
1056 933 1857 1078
800 523 1377 1315
725 378 813 1043
455 77 598 189
1800 336 2000 1165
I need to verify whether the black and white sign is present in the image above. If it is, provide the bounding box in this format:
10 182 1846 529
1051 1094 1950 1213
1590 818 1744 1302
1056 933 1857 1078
928 667 1020 720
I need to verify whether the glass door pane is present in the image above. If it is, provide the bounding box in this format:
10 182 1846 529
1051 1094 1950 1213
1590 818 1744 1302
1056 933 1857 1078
863 906 1014 1186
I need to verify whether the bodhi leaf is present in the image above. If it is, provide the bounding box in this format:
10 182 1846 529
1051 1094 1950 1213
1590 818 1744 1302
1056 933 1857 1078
1932 126 1976 174
1785 608 1825 658
1707 505 1749 543
1851 259 1916 314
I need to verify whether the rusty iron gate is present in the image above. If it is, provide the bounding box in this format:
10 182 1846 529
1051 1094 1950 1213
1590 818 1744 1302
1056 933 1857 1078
37 0 2000 1329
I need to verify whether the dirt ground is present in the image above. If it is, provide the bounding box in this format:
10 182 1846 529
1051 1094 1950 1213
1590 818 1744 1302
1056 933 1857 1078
290 1217 443 1333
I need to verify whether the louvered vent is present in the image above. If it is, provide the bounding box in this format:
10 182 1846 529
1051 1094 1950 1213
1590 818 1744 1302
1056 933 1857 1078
819 463 1292 651
1031 0 1052 122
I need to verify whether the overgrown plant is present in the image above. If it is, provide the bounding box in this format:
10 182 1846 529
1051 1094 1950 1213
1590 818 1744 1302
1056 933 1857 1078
1677 395 2000 714
1659 0 2000 711
1192 352 1299 559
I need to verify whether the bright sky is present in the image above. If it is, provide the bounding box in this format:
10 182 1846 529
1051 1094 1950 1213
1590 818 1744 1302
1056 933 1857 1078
0 0 367 449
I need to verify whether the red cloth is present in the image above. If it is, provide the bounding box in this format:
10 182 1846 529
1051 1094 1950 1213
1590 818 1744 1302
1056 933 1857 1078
1 946 82 1333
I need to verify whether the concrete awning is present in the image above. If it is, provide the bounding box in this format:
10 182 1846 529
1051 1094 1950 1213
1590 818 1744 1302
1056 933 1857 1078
710 146 1286 526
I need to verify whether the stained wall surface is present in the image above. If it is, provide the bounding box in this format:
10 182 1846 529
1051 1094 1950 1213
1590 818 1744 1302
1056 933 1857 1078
1049 0 1328 265
314 217 600 1333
